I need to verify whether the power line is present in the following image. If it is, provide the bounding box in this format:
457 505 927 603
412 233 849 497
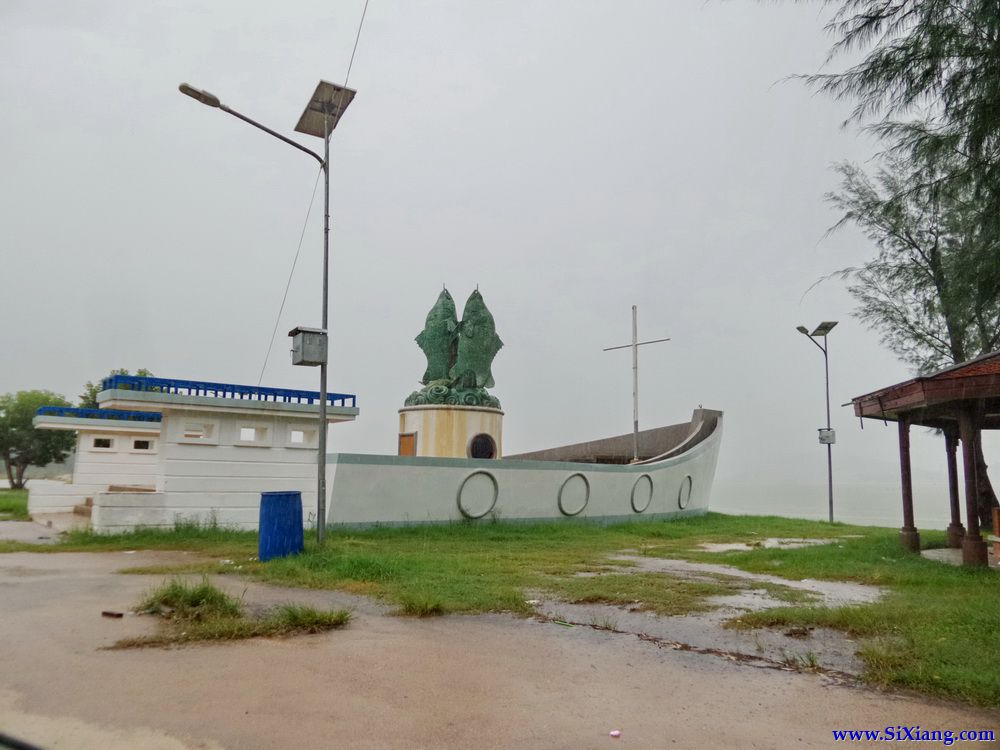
257 168 323 386
256 0 372 386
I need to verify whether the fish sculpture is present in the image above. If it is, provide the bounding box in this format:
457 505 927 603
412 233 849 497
415 288 458 385
450 290 504 389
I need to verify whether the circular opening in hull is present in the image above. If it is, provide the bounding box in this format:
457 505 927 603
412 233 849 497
468 433 497 459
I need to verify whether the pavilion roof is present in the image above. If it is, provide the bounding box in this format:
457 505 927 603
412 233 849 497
851 350 1000 429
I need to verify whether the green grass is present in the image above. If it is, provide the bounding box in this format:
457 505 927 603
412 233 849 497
0 520 259 555
543 572 733 616
4 512 998 705
137 577 243 620
116 578 350 648
720 530 1000 706
0 489 29 520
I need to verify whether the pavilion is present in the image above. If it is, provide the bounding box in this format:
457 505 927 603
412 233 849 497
851 351 1000 567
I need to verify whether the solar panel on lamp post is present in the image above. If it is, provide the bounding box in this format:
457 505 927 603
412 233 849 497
796 321 838 523
178 80 356 545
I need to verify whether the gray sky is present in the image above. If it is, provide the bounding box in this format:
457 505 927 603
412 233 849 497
1 1 971 527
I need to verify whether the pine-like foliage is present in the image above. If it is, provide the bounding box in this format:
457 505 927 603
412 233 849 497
810 0 1000 171
828 156 1000 374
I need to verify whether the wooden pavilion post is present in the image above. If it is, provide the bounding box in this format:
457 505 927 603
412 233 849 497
958 409 988 566
897 417 921 552
944 428 965 548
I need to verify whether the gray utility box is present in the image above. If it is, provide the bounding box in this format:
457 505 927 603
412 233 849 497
288 326 327 367
818 428 836 445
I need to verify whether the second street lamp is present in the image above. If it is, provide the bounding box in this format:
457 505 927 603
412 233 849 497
179 80 356 544
796 321 838 523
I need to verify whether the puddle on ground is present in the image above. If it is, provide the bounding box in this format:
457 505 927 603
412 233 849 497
530 597 865 675
609 556 884 607
535 553 885 678
699 537 834 553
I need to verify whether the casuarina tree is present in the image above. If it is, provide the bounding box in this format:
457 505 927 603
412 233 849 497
828 155 1000 524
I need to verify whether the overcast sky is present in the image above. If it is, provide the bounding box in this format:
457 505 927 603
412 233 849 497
1 0 975 528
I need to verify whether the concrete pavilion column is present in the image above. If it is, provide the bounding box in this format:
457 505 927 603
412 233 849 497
944 428 965 548
958 409 988 566
897 417 921 552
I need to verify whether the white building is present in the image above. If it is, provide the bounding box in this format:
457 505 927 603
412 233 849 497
30 375 358 531
31 376 722 533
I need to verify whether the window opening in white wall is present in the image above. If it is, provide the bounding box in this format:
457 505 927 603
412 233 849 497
240 427 257 442
184 424 206 439
93 437 113 449
286 427 315 448
133 439 152 451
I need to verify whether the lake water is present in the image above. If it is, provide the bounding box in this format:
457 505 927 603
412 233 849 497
713 480 957 530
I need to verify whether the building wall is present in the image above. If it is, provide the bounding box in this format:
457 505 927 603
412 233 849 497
72 429 160 489
28 430 159 514
327 419 722 527
88 420 722 533
149 409 321 529
26 479 93 514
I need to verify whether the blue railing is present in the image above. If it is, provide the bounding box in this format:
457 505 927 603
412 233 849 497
100 375 357 408
36 406 162 422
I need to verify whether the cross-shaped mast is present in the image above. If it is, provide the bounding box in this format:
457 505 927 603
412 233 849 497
603 305 671 463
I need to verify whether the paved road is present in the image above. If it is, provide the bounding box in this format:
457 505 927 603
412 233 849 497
0 551 996 749
0 520 61 545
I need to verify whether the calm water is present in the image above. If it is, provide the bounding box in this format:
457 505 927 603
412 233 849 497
712 480 956 530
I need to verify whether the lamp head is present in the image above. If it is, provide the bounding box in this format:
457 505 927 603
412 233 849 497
796 325 810 335
179 83 221 108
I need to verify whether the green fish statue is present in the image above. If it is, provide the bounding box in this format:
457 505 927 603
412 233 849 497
415 288 458 385
450 290 504 389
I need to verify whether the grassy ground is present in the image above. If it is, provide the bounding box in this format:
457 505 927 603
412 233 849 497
113 577 350 648
717 532 1000 706
1 513 997 705
0 489 29 520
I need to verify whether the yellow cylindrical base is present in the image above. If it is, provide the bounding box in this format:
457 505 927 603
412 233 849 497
398 405 504 459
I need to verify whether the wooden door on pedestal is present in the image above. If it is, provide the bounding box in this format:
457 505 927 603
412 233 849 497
398 432 417 457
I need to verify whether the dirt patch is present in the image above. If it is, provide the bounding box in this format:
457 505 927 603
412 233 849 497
529 553 884 677
699 537 835 552
610 555 884 607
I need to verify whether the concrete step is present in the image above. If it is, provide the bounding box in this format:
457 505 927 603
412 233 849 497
72 503 92 518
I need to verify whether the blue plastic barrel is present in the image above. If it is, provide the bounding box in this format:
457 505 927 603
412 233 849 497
259 491 305 562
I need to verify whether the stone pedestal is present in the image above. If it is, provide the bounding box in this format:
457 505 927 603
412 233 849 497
961 535 989 567
398 405 503 459
946 522 965 549
899 527 921 553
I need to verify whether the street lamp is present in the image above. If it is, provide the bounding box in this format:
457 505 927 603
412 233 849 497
796 321 838 523
179 80 356 545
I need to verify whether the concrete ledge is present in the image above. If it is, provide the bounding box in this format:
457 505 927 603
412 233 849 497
91 491 307 533
32 415 161 433
28 480 102 515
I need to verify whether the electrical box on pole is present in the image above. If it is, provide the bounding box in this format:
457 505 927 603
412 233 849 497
288 326 327 367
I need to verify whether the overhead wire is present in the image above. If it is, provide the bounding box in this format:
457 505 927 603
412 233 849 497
256 168 323 386
256 0 371 386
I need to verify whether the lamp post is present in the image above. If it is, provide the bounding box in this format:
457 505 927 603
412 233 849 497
796 321 838 523
179 81 356 545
